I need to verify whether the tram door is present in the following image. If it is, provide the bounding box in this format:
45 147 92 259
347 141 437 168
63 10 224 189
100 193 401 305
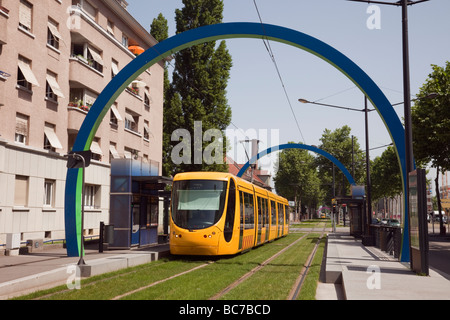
131 196 140 246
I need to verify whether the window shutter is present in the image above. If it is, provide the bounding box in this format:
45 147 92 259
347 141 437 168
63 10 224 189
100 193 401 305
19 0 32 31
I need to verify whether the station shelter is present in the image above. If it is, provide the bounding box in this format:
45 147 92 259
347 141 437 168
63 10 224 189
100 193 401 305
108 159 172 249
334 185 366 239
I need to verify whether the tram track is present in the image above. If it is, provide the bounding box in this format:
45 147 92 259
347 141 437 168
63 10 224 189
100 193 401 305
209 233 310 300
287 228 326 300
111 262 212 300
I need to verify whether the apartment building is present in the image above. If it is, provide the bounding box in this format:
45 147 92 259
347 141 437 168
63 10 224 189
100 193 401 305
0 0 165 247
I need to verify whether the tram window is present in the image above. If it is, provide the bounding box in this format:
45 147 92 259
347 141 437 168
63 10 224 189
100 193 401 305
240 191 245 231
263 198 269 228
245 193 254 229
258 197 263 228
271 200 277 226
224 180 236 242
278 203 284 224
284 205 289 224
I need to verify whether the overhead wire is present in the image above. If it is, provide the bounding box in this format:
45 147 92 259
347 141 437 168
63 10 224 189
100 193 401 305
252 0 306 144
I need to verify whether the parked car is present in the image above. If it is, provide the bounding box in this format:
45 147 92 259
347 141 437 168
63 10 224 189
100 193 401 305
387 219 400 227
380 218 388 225
371 218 380 225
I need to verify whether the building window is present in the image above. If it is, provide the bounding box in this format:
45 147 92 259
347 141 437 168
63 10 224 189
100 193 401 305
46 71 64 103
47 19 61 50
15 113 29 145
90 138 102 161
84 184 99 209
17 56 39 91
111 59 119 78
143 120 150 140
124 109 139 133
144 88 150 109
122 34 128 47
44 180 55 207
71 43 104 74
110 103 122 128
19 0 33 33
14 175 29 207
109 143 120 162
69 87 97 111
43 123 63 152
107 20 114 36
86 46 104 73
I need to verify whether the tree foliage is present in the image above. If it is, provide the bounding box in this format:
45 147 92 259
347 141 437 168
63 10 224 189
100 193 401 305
370 146 402 201
162 0 232 175
274 142 323 216
411 61 450 171
412 61 450 235
315 126 365 204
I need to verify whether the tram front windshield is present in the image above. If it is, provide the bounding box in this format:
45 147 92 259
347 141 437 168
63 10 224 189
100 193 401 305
172 180 228 230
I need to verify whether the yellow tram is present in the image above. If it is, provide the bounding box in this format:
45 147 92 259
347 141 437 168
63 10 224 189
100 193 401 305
170 172 289 256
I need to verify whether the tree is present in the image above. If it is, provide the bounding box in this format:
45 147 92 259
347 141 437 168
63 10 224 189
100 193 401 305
150 14 173 176
316 126 365 205
274 142 323 220
164 0 232 175
370 146 402 217
412 61 450 235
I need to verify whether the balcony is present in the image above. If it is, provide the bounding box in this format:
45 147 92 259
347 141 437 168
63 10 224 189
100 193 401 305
67 104 88 131
69 56 104 90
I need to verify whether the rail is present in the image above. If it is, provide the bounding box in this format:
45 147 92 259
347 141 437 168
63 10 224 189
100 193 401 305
369 225 402 259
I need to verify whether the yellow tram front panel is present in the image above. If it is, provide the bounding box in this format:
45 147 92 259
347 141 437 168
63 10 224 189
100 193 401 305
170 172 289 256
170 224 223 255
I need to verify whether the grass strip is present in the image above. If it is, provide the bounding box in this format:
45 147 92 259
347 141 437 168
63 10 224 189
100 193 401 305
16 258 205 300
219 234 320 300
120 233 305 300
297 236 326 300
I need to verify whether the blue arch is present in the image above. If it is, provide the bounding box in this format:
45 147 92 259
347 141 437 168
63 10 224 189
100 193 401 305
64 22 410 262
237 143 356 186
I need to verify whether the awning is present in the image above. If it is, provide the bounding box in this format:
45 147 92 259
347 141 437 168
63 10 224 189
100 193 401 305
90 141 103 156
109 145 120 159
124 150 132 159
111 104 123 121
47 21 62 39
131 80 146 88
44 127 63 149
87 47 104 66
18 60 39 87
125 113 135 123
111 61 119 77
46 73 65 98
143 122 152 137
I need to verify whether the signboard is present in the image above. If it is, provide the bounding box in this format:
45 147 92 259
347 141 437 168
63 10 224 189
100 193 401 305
408 169 429 275
66 151 92 169
351 185 365 199
441 199 450 209
409 170 419 250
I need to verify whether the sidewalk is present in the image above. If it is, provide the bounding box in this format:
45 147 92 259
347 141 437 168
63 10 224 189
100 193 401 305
0 243 170 300
317 227 450 300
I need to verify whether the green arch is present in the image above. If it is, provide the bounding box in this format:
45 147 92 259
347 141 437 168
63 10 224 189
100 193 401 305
65 22 410 262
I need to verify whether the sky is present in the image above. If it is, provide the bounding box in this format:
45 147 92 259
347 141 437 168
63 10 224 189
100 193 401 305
127 0 450 186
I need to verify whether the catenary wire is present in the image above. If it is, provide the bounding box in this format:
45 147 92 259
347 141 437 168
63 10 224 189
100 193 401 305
253 0 307 144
